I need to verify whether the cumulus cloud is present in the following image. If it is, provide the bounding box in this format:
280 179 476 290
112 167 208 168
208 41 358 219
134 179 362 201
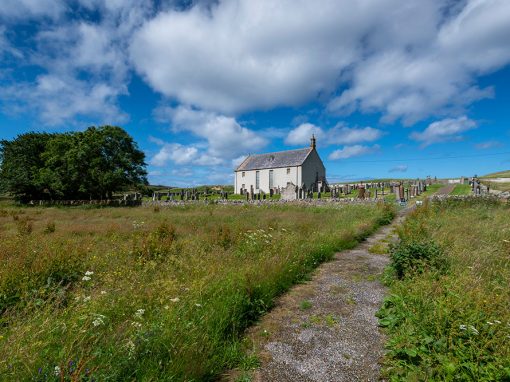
285 123 383 146
0 1 152 125
153 105 267 165
131 0 510 123
410 116 477 146
329 0 510 124
285 123 324 146
389 165 408 173
328 144 380 160
2 0 510 131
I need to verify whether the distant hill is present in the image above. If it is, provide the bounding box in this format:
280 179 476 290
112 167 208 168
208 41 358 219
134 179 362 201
483 170 510 178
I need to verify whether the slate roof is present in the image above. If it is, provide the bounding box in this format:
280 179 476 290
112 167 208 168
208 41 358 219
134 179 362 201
236 147 313 171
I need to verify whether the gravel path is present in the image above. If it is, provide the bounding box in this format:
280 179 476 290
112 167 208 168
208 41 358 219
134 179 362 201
237 213 408 382
436 184 456 195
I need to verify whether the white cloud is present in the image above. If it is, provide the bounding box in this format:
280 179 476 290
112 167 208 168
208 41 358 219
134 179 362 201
285 123 324 146
329 0 510 124
475 140 503 150
285 122 383 146
410 116 477 146
155 105 267 160
130 0 417 114
328 144 380 160
131 0 510 122
151 143 199 166
389 165 408 173
0 0 65 20
0 2 152 126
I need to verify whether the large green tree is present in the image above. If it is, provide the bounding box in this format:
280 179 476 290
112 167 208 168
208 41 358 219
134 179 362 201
0 126 148 201
0 132 54 201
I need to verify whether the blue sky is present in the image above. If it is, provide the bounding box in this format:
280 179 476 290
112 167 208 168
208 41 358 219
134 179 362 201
1 0 510 186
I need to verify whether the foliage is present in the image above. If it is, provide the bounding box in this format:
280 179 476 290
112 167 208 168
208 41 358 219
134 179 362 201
0 126 147 201
378 198 510 381
390 239 447 279
0 203 394 381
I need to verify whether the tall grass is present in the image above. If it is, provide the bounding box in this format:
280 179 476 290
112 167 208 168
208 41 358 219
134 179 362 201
378 198 510 381
0 203 394 381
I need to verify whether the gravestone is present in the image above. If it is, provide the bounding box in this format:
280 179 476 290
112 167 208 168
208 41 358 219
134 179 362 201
281 182 298 201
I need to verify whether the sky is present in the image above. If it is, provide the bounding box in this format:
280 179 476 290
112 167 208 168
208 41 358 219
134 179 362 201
1 0 510 186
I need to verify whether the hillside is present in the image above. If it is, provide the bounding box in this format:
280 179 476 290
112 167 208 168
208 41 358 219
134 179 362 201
482 169 510 178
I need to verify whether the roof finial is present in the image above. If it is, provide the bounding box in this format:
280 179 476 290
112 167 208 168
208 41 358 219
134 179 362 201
310 134 316 149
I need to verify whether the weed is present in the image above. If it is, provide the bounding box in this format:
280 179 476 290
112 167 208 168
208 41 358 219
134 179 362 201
44 221 56 234
299 300 312 310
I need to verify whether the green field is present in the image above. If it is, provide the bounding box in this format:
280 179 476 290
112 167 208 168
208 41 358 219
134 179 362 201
0 203 394 381
378 198 510 380
450 183 472 195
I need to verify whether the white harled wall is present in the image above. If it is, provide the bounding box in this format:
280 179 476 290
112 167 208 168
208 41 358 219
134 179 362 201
235 166 301 194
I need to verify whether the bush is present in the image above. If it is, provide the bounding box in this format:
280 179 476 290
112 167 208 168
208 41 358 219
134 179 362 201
390 239 447 279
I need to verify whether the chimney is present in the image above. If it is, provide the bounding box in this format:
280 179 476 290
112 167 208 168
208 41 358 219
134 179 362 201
310 134 316 150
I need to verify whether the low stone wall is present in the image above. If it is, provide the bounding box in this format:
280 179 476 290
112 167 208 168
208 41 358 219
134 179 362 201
28 199 142 207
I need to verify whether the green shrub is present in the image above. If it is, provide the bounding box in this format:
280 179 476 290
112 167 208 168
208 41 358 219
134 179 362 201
390 239 447 279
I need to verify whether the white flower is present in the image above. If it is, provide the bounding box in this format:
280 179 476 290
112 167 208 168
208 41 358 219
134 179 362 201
459 325 467 331
195 303 202 307
132 321 142 329
83 296 91 302
100 290 107 295
164 305 170 310
170 297 180 303
92 318 104 327
494 320 501 324
487 321 494 325
54 366 61 376
82 276 91 281
126 340 136 356
134 309 145 319
84 271 94 276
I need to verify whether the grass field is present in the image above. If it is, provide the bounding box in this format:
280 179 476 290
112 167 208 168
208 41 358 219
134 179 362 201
0 203 394 381
378 198 510 381
450 184 472 195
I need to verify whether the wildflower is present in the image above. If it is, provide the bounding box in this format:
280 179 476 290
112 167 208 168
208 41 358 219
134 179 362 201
134 309 145 319
459 325 467 330
82 276 91 281
83 296 91 302
170 297 180 303
126 340 136 356
54 366 61 376
487 321 494 325
100 290 107 295
164 305 170 310
131 321 142 329
92 315 105 327
195 303 202 307
84 271 94 276
494 320 501 324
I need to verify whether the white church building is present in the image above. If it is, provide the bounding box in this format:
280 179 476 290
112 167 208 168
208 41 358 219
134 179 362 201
234 136 326 194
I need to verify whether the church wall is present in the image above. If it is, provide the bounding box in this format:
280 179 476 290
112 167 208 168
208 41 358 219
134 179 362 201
235 166 300 194
301 150 326 190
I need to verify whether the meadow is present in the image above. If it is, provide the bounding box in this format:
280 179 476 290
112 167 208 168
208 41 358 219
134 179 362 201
378 198 510 381
0 202 394 381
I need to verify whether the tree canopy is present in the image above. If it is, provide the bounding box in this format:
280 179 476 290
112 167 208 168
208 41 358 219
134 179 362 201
0 126 148 201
